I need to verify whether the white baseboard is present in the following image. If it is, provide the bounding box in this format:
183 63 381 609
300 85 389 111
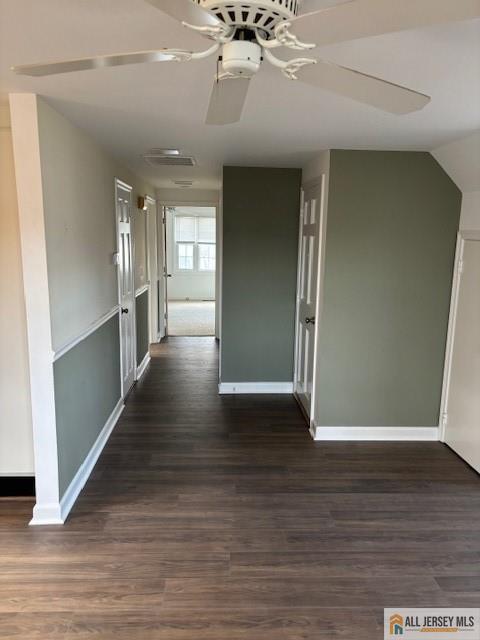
136 353 151 381
31 398 125 526
219 382 294 394
310 425 439 441
30 503 64 526
0 472 34 477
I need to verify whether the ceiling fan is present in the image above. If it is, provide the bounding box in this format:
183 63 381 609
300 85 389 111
12 0 480 125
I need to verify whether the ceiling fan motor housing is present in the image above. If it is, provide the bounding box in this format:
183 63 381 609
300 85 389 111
195 0 299 35
222 40 262 76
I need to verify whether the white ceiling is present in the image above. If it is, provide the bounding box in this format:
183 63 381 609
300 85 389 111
1 0 479 189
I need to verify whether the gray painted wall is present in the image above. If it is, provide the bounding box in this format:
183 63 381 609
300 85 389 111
316 150 461 427
35 98 156 504
221 166 301 382
54 314 121 497
136 290 149 366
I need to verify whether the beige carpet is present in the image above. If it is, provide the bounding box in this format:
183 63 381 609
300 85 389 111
168 301 215 336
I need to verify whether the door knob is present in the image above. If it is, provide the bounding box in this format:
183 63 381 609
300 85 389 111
305 316 315 325
121 307 129 314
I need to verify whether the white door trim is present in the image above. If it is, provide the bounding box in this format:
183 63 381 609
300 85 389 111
158 200 219 338
309 175 327 427
439 229 480 441
293 189 304 389
115 178 136 398
145 195 160 343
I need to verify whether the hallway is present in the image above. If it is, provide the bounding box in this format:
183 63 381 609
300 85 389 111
1 338 480 639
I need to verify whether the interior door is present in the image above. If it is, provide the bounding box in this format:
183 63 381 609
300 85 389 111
162 206 170 336
294 180 323 420
146 196 159 343
116 180 135 396
444 237 480 473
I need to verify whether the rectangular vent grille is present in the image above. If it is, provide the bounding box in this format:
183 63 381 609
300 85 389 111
173 180 194 187
144 155 196 167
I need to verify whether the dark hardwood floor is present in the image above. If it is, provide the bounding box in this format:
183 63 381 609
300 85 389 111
1 337 479 639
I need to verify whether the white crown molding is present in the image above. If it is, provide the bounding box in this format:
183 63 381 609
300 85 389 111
136 353 151 381
310 425 439 441
53 306 119 362
219 382 293 394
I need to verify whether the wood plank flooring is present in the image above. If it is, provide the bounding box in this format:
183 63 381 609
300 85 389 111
1 337 479 639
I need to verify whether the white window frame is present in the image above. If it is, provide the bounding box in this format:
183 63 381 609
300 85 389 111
198 242 216 272
174 213 216 274
175 240 195 272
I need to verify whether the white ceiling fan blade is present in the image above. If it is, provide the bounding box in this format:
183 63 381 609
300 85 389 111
144 0 221 28
206 77 251 125
296 60 430 114
291 0 480 47
12 49 193 77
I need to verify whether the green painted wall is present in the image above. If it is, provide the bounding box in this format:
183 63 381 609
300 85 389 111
316 151 461 427
221 166 301 382
136 290 149 366
54 314 121 497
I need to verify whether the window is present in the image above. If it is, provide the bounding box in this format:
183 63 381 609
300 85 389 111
199 243 216 271
174 214 216 272
178 243 194 270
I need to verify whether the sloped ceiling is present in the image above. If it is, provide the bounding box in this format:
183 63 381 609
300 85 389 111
433 132 480 192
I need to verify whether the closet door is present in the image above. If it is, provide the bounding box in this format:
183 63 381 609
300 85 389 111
444 235 480 472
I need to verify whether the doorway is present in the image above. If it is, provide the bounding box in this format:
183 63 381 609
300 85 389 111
164 206 217 337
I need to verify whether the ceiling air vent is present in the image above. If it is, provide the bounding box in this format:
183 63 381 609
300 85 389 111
173 180 194 188
143 149 196 167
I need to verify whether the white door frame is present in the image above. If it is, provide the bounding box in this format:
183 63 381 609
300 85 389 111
158 199 220 338
293 176 327 431
145 195 160 344
439 229 480 442
115 178 136 398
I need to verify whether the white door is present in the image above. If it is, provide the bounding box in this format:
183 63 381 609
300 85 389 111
443 236 480 473
162 206 170 336
294 179 324 420
115 180 135 396
146 196 159 343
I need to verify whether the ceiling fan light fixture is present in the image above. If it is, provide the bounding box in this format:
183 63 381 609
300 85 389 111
222 40 262 77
